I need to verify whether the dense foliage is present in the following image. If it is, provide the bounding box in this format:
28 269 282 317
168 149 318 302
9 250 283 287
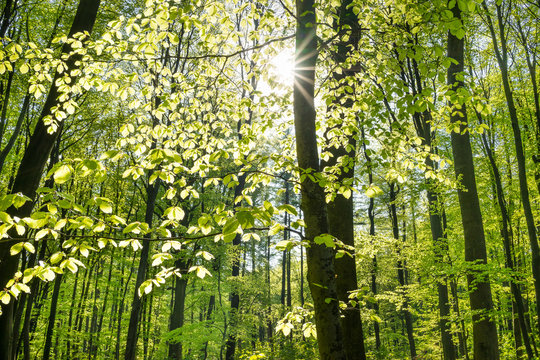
0 0 539 359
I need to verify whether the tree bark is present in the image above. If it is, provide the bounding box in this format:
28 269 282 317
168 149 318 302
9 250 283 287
405 42 456 358
447 5 499 359
294 0 346 358
389 184 416 359
321 2 367 359
482 1 540 334
0 2 100 358
125 181 159 360
224 174 246 360
168 260 188 360
361 126 381 350
42 273 63 360
478 114 534 359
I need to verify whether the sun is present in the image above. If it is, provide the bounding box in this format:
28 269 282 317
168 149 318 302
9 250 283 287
269 49 295 85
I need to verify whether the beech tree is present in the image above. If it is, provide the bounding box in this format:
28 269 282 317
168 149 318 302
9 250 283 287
0 1 101 357
0 0 539 359
447 2 499 359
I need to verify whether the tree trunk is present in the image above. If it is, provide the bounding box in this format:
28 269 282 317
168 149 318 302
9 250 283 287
294 0 346 358
42 273 63 360
408 47 456 359
478 115 534 359
125 181 159 360
482 1 540 334
320 1 366 358
389 184 416 359
362 126 381 350
447 5 499 358
168 260 188 360
0 1 101 358
224 174 246 360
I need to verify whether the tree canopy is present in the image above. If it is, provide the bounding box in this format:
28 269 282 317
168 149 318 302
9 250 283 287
0 0 539 359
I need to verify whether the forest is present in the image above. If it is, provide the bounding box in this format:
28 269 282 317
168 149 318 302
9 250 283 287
0 0 539 359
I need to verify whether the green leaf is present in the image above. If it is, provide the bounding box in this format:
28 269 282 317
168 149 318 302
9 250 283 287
15 224 25 235
50 252 64 264
314 234 335 248
35 229 49 240
365 184 382 198
269 222 283 236
10 242 23 256
197 251 214 261
138 280 152 297
0 292 10 305
99 202 113 214
12 194 30 209
189 265 212 279
53 165 73 184
223 218 239 236
0 212 13 224
276 240 294 251
277 204 297 216
165 206 185 221
23 242 35 253
20 63 29 74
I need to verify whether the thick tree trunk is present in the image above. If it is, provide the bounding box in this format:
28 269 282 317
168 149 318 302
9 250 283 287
0 1 100 358
322 1 366 358
168 260 188 360
447 5 499 359
294 0 346 358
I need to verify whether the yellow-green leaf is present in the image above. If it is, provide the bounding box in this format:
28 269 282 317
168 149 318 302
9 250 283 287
53 165 72 184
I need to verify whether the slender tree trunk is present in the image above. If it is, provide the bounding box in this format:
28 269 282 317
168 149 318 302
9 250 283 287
482 1 540 333
514 17 540 207
0 93 30 172
389 184 416 359
87 259 102 357
514 300 524 360
447 5 499 358
408 46 456 358
362 126 381 350
224 33 257 355
66 270 80 359
42 273 63 360
14 237 46 359
202 293 216 359
116 253 135 360
96 248 115 354
266 235 273 348
125 181 159 360
0 0 15 37
478 117 534 359
443 210 470 360
224 174 246 360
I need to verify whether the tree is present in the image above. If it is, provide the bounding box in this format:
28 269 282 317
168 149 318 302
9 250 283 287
447 3 499 359
0 1 101 358
322 0 366 358
293 0 347 358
